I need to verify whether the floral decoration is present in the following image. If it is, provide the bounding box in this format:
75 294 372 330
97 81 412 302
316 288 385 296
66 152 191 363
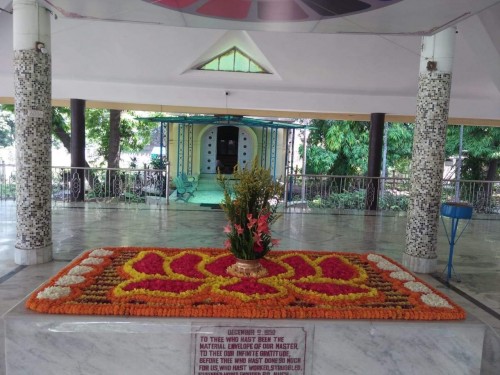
26 247 466 320
217 160 283 260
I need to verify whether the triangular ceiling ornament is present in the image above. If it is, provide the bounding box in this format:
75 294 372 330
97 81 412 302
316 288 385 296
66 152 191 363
197 46 269 73
184 30 280 79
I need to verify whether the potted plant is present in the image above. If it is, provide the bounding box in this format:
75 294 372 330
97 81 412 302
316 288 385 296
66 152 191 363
217 160 283 277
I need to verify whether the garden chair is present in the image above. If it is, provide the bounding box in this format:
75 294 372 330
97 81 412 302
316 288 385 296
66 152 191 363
174 176 195 202
180 172 198 190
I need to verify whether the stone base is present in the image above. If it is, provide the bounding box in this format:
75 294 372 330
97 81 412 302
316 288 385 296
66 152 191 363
4 300 486 375
402 252 437 273
14 246 52 265
145 196 167 205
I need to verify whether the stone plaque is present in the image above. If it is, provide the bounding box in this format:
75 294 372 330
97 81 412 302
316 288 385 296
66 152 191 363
194 326 306 375
27 109 44 118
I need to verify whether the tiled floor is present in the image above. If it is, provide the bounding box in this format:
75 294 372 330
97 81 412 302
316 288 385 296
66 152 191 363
1 200 499 374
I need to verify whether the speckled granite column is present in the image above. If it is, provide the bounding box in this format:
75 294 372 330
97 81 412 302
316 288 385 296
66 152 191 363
13 0 52 264
404 28 456 273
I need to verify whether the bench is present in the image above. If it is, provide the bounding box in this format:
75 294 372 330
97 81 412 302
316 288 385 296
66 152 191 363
180 173 198 190
173 176 195 202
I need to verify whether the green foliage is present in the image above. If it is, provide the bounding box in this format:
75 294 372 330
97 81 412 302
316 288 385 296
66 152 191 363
308 190 408 211
85 109 158 165
150 155 167 170
51 107 70 147
304 120 414 176
325 120 370 175
301 145 337 175
217 160 283 260
0 105 15 148
445 125 500 180
386 122 414 174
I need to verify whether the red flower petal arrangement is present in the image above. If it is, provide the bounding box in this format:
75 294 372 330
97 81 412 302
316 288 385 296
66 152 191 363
26 247 465 320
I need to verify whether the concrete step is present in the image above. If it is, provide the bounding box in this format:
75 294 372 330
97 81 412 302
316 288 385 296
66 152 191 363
196 174 222 191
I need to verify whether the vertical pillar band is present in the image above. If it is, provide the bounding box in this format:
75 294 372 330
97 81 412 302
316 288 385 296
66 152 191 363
404 27 456 273
13 0 52 264
366 113 385 210
70 99 86 201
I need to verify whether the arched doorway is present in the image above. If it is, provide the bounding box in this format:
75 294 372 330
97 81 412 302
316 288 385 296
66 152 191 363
201 125 255 174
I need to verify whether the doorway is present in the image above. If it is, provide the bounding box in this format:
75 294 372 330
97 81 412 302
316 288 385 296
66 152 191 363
216 126 239 174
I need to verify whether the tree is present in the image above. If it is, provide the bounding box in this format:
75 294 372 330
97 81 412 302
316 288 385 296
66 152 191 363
304 119 414 176
2 105 157 165
85 108 157 166
108 109 121 169
303 120 369 175
445 125 500 181
385 122 414 175
0 105 15 148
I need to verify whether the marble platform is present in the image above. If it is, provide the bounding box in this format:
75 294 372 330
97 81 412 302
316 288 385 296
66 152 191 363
4 300 487 375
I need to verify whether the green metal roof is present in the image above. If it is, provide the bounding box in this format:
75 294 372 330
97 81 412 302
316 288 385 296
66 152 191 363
136 115 309 129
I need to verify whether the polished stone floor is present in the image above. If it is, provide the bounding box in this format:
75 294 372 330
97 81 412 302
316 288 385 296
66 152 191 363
0 200 499 374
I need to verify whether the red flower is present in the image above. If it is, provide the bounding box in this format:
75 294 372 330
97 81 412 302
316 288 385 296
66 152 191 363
253 232 262 247
247 214 257 229
257 214 270 234
234 224 244 235
253 242 264 253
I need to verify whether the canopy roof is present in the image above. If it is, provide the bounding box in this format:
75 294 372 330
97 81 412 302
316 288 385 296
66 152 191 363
0 0 499 125
137 115 308 129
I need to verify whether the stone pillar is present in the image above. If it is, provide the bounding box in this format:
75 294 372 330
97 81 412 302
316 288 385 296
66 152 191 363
13 0 52 264
365 113 385 211
70 99 85 202
403 27 457 273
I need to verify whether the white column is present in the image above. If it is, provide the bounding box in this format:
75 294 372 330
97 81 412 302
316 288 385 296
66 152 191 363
403 27 457 273
13 0 53 264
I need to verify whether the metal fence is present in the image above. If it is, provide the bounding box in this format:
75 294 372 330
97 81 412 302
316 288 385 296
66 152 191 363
1 163 170 206
0 162 16 200
1 163 499 214
284 174 500 214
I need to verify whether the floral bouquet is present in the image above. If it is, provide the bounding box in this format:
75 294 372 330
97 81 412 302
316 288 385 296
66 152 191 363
217 160 283 261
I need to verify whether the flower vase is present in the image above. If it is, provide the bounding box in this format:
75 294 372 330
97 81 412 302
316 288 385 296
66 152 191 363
227 257 268 278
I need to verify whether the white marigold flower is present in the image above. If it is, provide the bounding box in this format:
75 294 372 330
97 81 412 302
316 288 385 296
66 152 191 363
367 254 384 262
389 271 415 281
376 260 402 272
421 293 452 308
55 275 85 286
89 248 114 257
68 265 94 275
404 281 432 293
81 257 104 265
37 286 71 300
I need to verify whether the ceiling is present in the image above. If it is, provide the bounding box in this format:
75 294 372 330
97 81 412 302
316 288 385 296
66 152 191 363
0 0 499 124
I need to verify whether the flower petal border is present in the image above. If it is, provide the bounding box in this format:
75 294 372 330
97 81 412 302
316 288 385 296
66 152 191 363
26 247 466 320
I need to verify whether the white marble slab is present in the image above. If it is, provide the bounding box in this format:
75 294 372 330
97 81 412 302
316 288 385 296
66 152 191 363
4 301 486 375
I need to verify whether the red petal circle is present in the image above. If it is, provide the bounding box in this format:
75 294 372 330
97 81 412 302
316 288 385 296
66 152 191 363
133 253 166 275
319 257 358 280
170 253 205 279
281 255 316 279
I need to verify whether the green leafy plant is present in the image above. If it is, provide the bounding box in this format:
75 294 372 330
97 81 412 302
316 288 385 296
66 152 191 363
217 160 283 260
